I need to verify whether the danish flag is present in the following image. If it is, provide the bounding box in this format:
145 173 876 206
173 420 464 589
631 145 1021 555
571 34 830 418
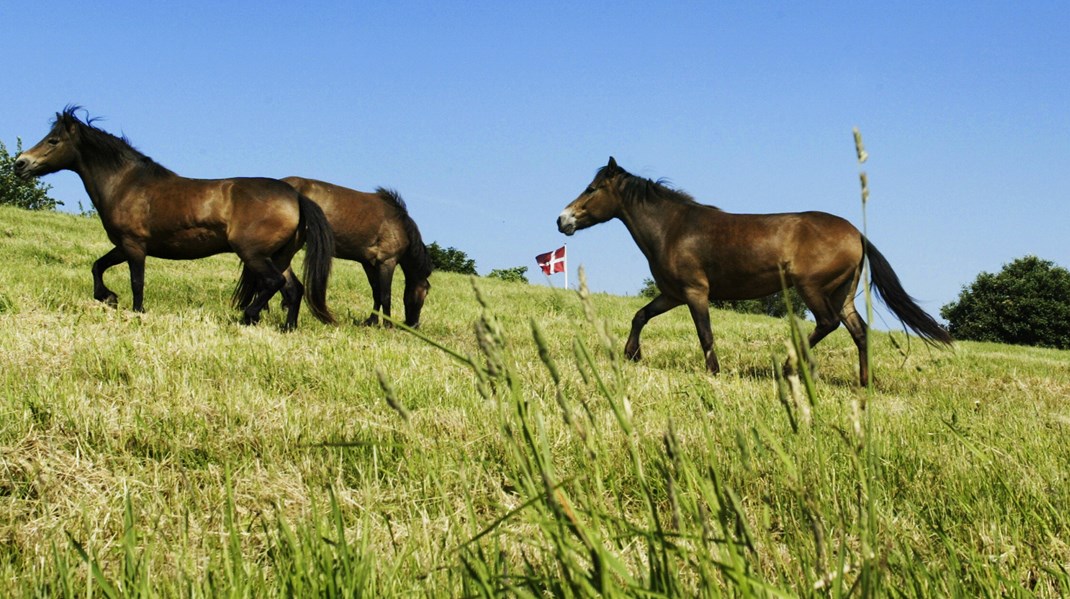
536 246 566 276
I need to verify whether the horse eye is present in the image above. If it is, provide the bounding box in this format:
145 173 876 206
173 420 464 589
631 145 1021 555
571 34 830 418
47 138 60 146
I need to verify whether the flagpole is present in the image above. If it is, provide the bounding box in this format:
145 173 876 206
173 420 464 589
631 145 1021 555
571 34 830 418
564 243 568 290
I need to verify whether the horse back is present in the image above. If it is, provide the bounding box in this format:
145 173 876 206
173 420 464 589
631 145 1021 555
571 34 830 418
128 176 301 259
281 177 407 263
664 208 863 300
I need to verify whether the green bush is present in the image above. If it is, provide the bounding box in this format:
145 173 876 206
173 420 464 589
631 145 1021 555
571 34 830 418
486 266 528 283
941 255 1070 349
0 138 59 211
427 241 477 275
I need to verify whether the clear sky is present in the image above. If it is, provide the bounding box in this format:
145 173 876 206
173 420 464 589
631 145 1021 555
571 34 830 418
2 2 1067 329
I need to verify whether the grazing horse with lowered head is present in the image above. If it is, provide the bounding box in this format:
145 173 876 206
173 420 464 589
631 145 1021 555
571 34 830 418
557 157 951 386
281 177 432 327
14 106 335 329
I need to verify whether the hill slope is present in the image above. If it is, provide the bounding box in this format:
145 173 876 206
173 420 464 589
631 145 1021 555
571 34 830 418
1 205 1068 595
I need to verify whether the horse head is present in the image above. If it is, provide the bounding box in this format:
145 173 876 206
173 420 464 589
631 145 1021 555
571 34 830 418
557 156 625 235
14 107 85 178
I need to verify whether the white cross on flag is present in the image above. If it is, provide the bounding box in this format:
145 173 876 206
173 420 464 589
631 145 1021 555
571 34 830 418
536 246 566 275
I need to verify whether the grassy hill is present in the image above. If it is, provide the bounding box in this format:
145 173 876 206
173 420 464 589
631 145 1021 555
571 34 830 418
1 205 1068 596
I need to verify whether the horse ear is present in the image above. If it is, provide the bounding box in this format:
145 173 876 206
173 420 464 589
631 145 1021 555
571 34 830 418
54 111 74 135
607 156 618 169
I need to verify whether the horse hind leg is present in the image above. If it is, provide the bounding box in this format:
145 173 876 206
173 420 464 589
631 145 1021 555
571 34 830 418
834 263 870 386
280 267 305 331
266 240 304 330
797 276 870 386
277 266 296 311
788 282 838 345
684 293 720 375
791 282 838 380
840 302 870 387
806 306 841 349
238 256 287 327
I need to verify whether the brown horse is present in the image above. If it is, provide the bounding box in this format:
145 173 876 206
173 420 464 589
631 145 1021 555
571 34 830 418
281 177 432 327
557 157 951 386
14 106 335 329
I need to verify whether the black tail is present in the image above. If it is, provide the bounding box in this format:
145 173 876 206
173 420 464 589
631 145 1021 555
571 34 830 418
231 263 258 311
865 238 952 345
377 187 433 326
299 195 336 324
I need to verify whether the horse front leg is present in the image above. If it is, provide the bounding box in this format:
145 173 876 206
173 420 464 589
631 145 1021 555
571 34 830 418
374 262 397 328
118 241 148 313
685 294 719 375
625 293 681 362
92 247 127 307
361 262 396 327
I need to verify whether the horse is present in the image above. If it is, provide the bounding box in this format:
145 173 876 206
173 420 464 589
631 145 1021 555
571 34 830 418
557 157 952 386
281 177 432 328
13 106 335 329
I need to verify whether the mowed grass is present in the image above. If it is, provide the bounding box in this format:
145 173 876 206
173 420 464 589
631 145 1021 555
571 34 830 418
1 204 1069 596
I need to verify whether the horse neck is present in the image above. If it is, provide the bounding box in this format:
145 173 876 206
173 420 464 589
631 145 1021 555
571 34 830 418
72 152 159 213
616 198 689 260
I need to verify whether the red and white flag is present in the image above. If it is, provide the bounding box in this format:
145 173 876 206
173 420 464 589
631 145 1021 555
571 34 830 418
536 246 566 275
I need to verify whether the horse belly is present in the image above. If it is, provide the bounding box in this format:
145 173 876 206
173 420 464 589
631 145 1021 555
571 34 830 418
148 228 229 259
333 237 374 262
333 223 400 264
702 250 792 300
707 274 788 300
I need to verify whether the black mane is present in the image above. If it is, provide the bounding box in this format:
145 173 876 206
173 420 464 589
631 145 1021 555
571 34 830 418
597 163 717 209
375 187 433 280
375 186 409 214
55 105 173 176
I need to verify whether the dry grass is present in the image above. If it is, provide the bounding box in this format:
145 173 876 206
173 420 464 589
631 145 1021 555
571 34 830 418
1 205 1069 596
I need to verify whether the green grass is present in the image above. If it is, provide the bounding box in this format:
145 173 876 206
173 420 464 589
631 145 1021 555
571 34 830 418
1 204 1068 596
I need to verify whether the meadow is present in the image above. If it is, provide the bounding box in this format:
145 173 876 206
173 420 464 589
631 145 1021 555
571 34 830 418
1 204 1068 596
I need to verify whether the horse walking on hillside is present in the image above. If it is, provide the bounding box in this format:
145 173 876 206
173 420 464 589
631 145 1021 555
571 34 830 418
14 106 335 329
557 157 951 386
281 177 432 328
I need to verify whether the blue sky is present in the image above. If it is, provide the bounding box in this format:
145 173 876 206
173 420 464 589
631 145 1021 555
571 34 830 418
2 2 1067 329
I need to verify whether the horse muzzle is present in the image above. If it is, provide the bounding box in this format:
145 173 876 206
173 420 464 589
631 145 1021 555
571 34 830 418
12 157 30 178
557 211 577 236
12 156 41 179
